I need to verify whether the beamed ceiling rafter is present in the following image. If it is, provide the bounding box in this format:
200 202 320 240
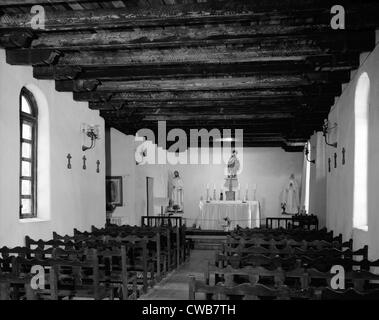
0 0 378 150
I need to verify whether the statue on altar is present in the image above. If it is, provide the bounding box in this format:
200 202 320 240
224 150 240 200
281 173 300 215
227 149 240 178
170 170 184 211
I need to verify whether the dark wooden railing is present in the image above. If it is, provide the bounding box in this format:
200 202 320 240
141 216 183 228
266 215 318 230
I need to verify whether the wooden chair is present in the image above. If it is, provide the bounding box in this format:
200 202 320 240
321 287 379 300
189 275 291 300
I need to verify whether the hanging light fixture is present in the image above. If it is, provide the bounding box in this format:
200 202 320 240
304 143 315 164
322 119 338 148
82 124 100 151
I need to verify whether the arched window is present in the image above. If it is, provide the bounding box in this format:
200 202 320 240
20 87 38 219
353 72 370 231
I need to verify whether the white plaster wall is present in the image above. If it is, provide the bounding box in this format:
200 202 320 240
135 147 303 226
308 132 327 228
106 128 138 226
325 44 379 259
0 49 105 247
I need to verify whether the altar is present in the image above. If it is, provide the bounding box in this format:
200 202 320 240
199 200 260 230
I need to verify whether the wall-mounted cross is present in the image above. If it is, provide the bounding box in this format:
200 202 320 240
96 160 100 173
67 153 72 169
82 155 87 170
342 148 346 165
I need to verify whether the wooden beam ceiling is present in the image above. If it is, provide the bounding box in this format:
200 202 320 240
0 0 378 150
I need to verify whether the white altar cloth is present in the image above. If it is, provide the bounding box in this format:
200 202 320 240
199 200 260 230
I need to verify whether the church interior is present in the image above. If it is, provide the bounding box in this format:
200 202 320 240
1 0 379 301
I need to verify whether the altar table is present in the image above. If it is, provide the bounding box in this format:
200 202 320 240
199 200 260 230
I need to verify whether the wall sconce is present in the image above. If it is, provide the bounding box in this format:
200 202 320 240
304 144 315 164
322 119 338 148
81 124 100 151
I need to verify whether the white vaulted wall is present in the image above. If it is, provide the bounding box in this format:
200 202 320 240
309 43 379 259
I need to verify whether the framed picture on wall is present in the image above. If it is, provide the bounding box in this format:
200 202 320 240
106 176 123 207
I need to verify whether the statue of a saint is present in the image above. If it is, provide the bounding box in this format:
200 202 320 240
224 150 240 200
227 150 240 178
281 173 300 215
171 170 184 211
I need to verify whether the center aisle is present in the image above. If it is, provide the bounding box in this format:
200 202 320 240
139 250 214 300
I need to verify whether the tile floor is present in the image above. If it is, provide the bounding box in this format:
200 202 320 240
139 250 214 300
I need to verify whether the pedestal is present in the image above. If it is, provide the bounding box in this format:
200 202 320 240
225 191 235 201
224 177 239 190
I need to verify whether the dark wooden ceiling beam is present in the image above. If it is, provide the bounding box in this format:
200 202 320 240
55 75 336 93
1 1 378 31
89 97 335 111
99 110 326 120
131 113 297 121
0 30 35 49
12 30 372 66
31 37 372 67
106 117 325 129
0 0 332 9
29 25 333 51
56 71 349 93
6 39 370 68
33 61 355 81
5 48 62 65
72 84 341 102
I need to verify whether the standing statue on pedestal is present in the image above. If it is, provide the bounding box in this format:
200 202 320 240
224 150 240 200
227 149 240 178
281 173 300 215
170 170 184 212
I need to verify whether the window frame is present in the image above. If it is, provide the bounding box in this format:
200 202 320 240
19 87 38 219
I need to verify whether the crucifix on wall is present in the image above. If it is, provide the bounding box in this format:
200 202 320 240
82 155 87 170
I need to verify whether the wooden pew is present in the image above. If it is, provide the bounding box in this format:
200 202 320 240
321 287 379 300
14 249 113 300
188 275 312 300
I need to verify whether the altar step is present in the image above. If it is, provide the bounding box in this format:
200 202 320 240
186 235 226 250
